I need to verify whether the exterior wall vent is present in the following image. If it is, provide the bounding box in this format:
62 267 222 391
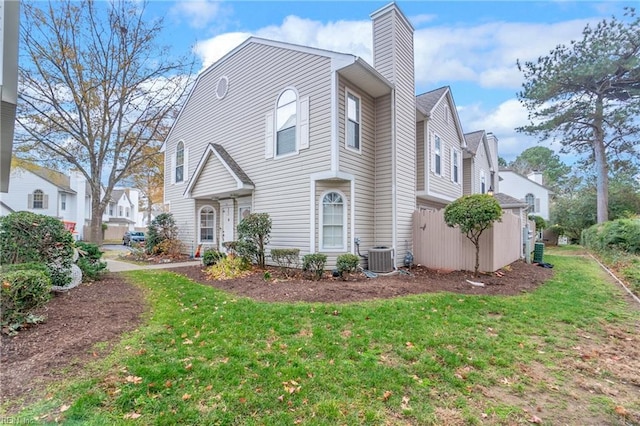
368 246 394 273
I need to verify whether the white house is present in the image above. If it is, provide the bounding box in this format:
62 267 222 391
1 160 141 240
499 169 552 220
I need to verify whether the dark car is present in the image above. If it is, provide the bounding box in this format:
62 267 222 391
123 231 145 246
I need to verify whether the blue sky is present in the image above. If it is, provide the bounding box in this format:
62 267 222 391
144 1 629 163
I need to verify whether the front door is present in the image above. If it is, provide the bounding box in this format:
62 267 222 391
220 199 235 251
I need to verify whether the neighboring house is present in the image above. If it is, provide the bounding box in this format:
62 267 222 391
499 169 552 220
163 3 415 266
463 130 497 196
1 160 141 240
415 86 467 210
1 0 20 193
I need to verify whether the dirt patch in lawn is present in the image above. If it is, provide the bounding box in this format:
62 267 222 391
166 260 554 303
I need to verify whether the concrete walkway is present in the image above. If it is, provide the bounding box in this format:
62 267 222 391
106 258 202 272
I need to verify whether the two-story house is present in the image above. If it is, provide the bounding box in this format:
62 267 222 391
163 3 415 267
415 86 467 210
499 169 552 220
1 159 141 240
463 130 498 196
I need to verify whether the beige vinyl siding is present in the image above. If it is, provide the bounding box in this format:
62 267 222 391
191 158 237 198
337 76 376 253
372 6 416 263
416 121 425 192
373 93 393 247
164 42 334 256
427 97 463 199
472 143 491 194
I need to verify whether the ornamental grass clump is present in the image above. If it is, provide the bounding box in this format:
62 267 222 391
204 254 252 280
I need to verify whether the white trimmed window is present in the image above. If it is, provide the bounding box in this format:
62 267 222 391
525 193 537 213
480 171 486 194
30 189 45 209
109 203 114 216
199 206 216 243
433 135 442 175
451 148 460 184
60 193 67 211
276 89 297 156
175 141 185 183
125 207 130 218
119 206 123 216
321 191 346 250
346 91 361 150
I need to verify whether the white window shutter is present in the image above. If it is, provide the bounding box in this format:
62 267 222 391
535 198 540 213
43 194 49 209
298 96 310 150
265 111 274 159
450 148 454 182
170 152 176 184
184 148 189 182
28 193 33 208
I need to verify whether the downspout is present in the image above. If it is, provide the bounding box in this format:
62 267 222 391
351 178 356 255
310 177 316 253
330 70 339 172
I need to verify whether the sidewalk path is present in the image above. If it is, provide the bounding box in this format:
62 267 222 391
106 258 202 272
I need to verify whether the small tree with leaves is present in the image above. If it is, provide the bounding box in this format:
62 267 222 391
146 213 178 255
444 194 503 277
237 213 272 268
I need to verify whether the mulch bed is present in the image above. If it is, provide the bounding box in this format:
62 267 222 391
1 260 553 412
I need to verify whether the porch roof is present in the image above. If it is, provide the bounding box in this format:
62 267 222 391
184 143 254 200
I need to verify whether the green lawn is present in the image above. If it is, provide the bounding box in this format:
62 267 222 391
10 248 640 424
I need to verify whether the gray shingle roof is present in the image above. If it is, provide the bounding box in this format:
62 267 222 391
211 144 254 186
494 192 527 207
415 86 448 116
17 161 75 193
464 130 485 155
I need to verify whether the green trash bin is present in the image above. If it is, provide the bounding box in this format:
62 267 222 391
533 242 545 263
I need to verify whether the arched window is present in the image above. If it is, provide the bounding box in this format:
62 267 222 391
176 141 184 183
525 193 535 212
32 189 44 209
199 206 216 243
321 191 345 250
276 89 297 156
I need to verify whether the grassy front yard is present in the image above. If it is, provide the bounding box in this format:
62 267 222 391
9 247 640 424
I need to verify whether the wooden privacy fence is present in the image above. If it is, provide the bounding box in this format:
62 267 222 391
413 209 532 273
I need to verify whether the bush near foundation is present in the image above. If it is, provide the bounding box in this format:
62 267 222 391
336 253 359 280
302 253 327 281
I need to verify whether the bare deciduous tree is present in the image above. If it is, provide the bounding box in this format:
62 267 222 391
16 0 193 243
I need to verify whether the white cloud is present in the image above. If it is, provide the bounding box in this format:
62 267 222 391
169 0 223 29
193 32 252 69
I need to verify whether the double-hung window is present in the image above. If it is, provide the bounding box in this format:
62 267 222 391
32 190 44 209
276 89 297 156
346 92 360 150
60 193 67 211
434 135 442 175
481 171 486 194
525 193 536 212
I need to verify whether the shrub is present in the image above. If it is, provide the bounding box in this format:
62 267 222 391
336 253 359 280
151 239 183 257
528 214 547 232
75 242 107 281
582 219 640 254
237 213 272 268
302 253 327 281
0 212 74 287
204 254 251 280
202 248 225 267
444 194 502 277
270 248 300 278
146 213 178 254
1 269 51 335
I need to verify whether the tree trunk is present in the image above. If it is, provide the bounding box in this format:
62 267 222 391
593 96 609 223
473 240 480 277
89 187 105 245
